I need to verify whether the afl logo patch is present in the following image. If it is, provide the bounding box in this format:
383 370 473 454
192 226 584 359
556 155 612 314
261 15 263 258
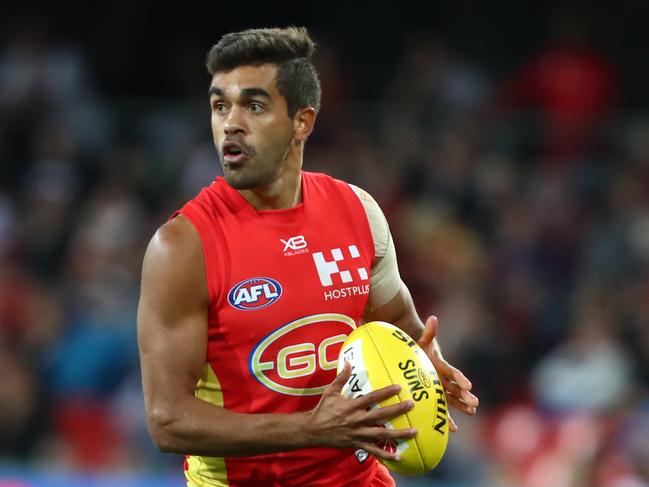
228 277 283 311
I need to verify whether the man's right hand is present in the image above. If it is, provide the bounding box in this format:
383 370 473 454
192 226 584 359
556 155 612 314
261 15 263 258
303 362 417 461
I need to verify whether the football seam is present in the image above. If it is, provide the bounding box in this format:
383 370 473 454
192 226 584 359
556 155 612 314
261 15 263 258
365 325 426 473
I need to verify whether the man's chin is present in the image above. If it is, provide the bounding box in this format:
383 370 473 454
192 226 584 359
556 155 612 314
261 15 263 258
223 171 259 190
223 176 247 190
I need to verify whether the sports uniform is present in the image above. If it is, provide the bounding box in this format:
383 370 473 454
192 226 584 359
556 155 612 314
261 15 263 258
174 171 401 486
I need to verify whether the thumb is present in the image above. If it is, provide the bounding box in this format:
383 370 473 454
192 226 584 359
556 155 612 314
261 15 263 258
328 360 352 393
417 315 439 349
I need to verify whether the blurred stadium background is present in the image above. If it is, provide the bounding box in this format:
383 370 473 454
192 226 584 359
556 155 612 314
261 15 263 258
1 2 648 486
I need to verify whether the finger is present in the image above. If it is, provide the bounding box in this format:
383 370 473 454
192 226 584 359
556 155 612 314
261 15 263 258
354 384 402 409
357 426 417 442
364 400 414 424
446 392 477 415
437 361 472 392
328 361 352 394
449 413 458 433
443 380 479 409
357 442 401 462
417 315 438 349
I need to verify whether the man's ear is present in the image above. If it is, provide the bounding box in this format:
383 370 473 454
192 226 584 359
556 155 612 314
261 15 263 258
293 107 317 142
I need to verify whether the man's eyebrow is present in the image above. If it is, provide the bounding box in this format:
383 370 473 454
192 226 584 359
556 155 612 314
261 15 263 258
240 88 271 100
208 86 271 101
208 86 223 97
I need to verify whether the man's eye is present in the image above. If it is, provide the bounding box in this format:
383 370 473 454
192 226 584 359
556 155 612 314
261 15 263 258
213 102 227 112
249 102 264 113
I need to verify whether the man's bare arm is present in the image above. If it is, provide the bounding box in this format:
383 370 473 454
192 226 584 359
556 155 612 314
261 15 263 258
137 215 415 459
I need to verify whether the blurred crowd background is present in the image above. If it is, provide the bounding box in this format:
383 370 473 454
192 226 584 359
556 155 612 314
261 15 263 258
1 2 648 486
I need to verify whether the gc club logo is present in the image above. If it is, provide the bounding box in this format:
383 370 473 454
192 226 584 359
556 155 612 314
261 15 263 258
249 313 357 396
228 277 283 311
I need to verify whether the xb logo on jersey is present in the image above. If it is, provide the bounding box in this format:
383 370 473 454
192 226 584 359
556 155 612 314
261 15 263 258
228 277 282 311
281 235 309 256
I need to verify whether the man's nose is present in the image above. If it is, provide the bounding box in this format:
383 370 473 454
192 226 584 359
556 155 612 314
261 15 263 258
224 107 245 135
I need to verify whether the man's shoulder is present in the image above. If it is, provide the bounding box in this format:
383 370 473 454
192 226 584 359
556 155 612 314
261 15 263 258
145 215 202 269
156 214 199 244
140 214 208 311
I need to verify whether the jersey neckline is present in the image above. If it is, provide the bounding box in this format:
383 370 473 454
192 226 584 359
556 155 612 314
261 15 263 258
214 173 307 225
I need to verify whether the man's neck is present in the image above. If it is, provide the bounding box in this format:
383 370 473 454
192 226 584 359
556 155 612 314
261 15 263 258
238 165 302 211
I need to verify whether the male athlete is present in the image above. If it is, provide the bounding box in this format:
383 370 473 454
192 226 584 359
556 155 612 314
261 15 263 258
137 27 479 486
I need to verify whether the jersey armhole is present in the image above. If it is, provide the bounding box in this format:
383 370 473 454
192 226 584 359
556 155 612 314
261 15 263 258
347 183 402 310
347 184 390 261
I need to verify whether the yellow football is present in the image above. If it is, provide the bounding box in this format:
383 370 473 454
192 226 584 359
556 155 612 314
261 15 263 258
336 321 449 476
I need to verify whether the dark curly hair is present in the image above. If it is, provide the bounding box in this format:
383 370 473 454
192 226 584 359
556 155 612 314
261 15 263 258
206 27 321 117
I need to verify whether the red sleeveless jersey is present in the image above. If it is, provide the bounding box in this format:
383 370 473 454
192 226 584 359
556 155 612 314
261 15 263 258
174 172 395 487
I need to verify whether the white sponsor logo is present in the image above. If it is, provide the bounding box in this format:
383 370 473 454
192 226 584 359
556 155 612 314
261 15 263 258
324 284 370 301
312 245 369 286
281 235 309 256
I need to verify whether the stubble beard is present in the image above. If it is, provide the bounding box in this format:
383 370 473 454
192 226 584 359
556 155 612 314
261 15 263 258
220 134 294 191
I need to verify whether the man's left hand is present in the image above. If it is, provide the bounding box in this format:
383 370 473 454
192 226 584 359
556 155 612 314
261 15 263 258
417 315 479 432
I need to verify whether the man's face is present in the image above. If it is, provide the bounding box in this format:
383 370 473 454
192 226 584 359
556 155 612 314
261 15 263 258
209 64 294 190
